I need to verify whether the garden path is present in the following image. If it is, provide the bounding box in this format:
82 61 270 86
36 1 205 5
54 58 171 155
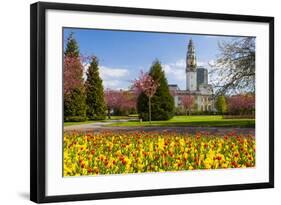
64 119 129 131
64 120 254 135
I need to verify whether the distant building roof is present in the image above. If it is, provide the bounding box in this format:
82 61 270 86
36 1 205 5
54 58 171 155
168 84 180 92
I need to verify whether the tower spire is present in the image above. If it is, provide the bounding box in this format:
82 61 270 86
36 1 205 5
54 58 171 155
186 39 197 91
186 39 197 72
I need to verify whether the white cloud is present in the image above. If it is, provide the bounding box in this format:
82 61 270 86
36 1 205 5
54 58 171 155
174 59 185 67
99 66 129 80
103 79 128 90
163 64 186 81
162 59 186 89
100 66 131 90
208 59 215 65
197 61 206 67
83 64 131 90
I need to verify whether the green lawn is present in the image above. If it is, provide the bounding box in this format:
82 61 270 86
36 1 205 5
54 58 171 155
106 115 255 128
64 115 255 128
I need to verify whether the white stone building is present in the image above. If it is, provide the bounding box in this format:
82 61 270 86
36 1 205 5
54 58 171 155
168 39 214 112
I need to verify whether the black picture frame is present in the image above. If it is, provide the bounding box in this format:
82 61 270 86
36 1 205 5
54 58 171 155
30 1 274 203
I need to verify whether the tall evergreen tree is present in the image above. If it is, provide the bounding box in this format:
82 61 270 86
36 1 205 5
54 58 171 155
64 32 79 57
64 33 87 122
64 88 87 121
137 60 175 121
85 57 106 120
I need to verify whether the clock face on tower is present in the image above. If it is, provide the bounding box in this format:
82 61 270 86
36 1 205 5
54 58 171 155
187 58 196 69
190 59 195 66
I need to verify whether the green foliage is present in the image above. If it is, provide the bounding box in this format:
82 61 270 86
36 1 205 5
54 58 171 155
113 108 137 116
64 87 87 122
64 32 79 57
64 116 88 122
85 57 106 120
174 107 186 116
215 95 227 114
64 33 87 122
137 60 175 121
175 106 214 116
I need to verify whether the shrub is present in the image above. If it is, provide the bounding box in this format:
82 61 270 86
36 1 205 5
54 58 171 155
215 95 227 114
64 116 88 122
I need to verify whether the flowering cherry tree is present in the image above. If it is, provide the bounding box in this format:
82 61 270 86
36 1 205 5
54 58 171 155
181 95 195 116
227 94 255 115
133 71 159 123
64 55 84 95
104 89 120 119
104 89 137 119
121 91 137 112
64 54 93 95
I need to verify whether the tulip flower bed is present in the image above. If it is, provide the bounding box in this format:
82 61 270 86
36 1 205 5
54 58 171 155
63 131 255 176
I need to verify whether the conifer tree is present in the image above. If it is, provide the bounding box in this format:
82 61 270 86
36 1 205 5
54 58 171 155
64 32 79 57
64 32 87 122
137 60 175 121
85 57 106 120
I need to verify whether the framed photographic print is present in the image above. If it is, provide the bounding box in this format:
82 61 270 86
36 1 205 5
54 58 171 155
30 1 274 203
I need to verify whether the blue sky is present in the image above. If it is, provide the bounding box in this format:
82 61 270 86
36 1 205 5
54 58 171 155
64 28 239 90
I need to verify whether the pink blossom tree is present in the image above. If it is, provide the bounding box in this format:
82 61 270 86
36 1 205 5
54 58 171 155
133 71 159 123
181 95 195 116
64 55 84 95
227 94 255 115
104 89 119 119
104 89 137 118
120 91 137 112
64 54 93 95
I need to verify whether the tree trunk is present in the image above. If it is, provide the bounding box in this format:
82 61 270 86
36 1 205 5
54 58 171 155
107 108 111 119
148 97 151 124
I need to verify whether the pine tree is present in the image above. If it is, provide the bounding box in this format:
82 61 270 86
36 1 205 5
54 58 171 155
64 33 87 122
137 60 175 121
64 88 87 121
64 32 79 57
85 57 106 120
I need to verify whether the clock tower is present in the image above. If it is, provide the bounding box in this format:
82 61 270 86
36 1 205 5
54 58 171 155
186 39 197 91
